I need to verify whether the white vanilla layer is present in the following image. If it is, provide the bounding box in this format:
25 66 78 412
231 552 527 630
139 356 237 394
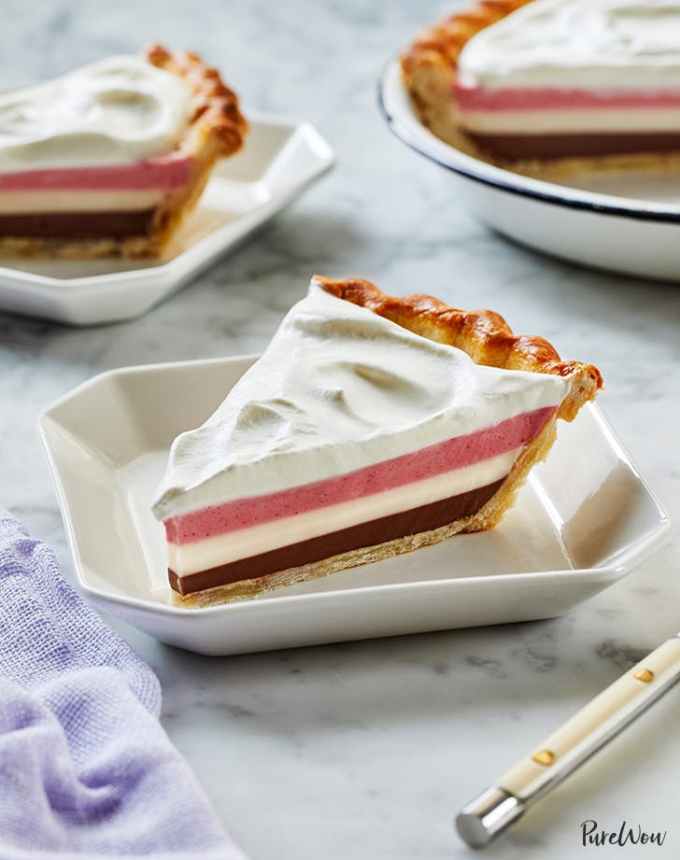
0 189 164 214
459 0 680 91
169 447 521 576
154 280 567 521
459 107 680 135
0 55 193 173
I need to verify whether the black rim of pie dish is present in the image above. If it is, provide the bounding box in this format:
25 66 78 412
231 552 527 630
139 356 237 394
378 61 680 226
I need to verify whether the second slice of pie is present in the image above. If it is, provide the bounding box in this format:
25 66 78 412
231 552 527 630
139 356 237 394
0 45 248 258
153 276 602 606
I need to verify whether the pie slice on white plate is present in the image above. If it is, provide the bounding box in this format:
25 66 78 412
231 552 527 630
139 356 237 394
0 45 247 258
153 276 602 606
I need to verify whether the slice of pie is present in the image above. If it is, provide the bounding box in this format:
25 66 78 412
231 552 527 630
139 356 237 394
0 45 247 258
153 276 602 606
402 0 680 174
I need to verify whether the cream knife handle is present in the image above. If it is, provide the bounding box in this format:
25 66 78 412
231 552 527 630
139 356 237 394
457 635 680 849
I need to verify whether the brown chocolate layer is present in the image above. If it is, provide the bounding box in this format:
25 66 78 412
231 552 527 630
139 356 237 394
0 209 156 239
169 478 505 596
466 131 680 161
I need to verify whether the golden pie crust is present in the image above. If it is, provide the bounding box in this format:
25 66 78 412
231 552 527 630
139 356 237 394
401 0 680 178
0 45 248 260
176 275 602 607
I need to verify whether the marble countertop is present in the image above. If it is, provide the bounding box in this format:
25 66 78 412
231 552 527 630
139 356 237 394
2 1 680 858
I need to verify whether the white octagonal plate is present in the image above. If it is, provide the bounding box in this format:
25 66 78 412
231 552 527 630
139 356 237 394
39 355 670 656
0 115 334 325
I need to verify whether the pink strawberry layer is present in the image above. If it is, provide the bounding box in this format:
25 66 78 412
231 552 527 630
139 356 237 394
455 85 680 112
0 154 193 191
165 406 556 545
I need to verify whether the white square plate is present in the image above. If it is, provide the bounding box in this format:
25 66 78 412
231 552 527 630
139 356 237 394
40 356 670 656
0 115 334 326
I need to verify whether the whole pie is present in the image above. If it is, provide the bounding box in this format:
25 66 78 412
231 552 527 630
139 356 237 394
153 276 602 606
402 0 680 174
0 45 248 258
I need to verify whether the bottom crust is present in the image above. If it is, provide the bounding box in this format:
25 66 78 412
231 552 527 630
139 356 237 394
172 416 558 608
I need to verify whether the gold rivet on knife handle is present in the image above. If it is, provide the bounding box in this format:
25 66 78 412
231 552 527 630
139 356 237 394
531 749 556 767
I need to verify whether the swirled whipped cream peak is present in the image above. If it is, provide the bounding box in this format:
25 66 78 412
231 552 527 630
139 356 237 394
455 0 680 159
459 0 680 91
0 55 193 172
154 279 568 594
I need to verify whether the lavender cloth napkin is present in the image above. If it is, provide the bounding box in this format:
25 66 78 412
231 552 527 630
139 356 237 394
0 510 244 860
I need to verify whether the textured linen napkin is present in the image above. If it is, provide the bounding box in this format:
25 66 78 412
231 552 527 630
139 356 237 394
0 510 244 859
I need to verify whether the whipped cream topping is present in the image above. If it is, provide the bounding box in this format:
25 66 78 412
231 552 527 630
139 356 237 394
0 56 193 173
459 0 680 91
153 281 568 521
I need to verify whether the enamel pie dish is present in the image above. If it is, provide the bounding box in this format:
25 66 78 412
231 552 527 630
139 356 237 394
381 0 680 283
40 352 668 656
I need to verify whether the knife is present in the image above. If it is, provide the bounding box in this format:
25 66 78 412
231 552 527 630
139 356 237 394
456 633 680 848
